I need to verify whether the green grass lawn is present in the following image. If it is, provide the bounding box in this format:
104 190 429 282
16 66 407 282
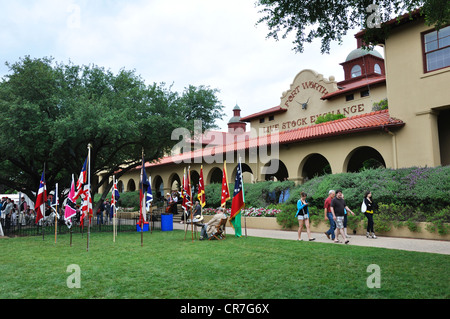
0 230 449 299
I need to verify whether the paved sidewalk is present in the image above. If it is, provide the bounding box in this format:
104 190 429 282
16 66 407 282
174 223 450 255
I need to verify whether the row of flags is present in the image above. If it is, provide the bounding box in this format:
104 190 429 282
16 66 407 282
34 151 121 231
33 152 246 238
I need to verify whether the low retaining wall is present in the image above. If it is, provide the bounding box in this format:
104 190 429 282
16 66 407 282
202 215 450 241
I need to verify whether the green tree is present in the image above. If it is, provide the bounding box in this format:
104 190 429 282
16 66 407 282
0 56 224 207
255 0 449 54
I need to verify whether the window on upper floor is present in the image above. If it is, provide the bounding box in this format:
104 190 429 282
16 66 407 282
351 65 362 77
374 63 382 74
360 89 370 97
423 25 450 72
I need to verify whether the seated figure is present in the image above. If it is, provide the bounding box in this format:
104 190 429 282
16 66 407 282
200 207 227 240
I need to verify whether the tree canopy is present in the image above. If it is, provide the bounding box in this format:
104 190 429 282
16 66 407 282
255 0 450 54
0 56 224 205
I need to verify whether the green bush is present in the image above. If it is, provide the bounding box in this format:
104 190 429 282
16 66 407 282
275 204 298 229
347 214 363 232
205 180 296 208
285 166 450 221
315 113 346 124
110 166 450 235
426 207 450 235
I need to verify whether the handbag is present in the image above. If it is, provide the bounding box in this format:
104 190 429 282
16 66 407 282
361 199 367 213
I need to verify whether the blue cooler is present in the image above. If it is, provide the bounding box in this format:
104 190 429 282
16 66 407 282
161 214 173 231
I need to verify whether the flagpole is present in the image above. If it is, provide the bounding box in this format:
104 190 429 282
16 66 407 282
87 144 92 252
140 149 144 247
183 167 188 241
54 183 58 244
240 157 247 238
188 166 194 242
149 176 153 235
113 176 116 243
42 163 46 241
114 176 118 241
70 175 74 247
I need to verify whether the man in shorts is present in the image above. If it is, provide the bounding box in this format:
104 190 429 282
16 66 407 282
324 190 336 240
330 190 354 244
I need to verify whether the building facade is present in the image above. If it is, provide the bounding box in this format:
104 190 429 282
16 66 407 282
102 12 449 202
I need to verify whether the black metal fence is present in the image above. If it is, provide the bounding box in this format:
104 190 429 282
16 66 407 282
1 214 161 238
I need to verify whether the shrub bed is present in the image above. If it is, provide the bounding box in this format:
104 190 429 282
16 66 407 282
98 166 450 235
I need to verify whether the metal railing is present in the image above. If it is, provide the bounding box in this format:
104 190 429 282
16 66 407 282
1 213 161 237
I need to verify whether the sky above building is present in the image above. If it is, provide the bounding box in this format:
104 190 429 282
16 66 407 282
0 0 384 131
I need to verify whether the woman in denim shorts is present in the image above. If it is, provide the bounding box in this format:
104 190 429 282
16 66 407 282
296 192 316 241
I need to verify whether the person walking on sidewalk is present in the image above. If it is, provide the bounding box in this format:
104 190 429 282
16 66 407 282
324 190 336 241
330 190 354 244
342 193 354 238
363 191 377 239
296 192 315 241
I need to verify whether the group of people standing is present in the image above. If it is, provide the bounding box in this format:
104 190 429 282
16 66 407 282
0 197 34 228
296 189 376 244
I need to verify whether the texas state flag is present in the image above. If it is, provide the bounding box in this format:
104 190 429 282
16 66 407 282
35 171 47 224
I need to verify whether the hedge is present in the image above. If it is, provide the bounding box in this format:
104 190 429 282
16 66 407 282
96 166 450 231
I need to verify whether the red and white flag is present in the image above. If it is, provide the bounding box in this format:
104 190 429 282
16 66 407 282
80 184 92 226
35 170 47 224
182 167 192 211
74 157 88 200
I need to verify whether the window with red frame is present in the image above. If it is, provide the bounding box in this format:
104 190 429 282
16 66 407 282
423 26 450 72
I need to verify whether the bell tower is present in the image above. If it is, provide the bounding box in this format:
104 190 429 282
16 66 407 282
227 104 246 133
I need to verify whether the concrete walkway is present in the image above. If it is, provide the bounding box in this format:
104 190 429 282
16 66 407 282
173 223 450 255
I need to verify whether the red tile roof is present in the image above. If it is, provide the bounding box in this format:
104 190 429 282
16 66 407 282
240 105 287 122
146 109 403 168
321 76 386 100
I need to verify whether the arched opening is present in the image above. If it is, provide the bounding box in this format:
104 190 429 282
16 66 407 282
262 159 289 181
208 167 223 184
190 170 200 197
374 63 382 74
169 173 181 191
301 153 332 181
346 147 386 172
153 175 164 200
351 64 362 77
231 163 254 184
127 179 136 192
117 180 124 193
